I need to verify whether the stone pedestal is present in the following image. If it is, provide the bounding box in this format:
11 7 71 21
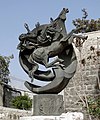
32 94 64 116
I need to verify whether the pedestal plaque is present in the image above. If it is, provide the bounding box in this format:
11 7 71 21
32 94 64 116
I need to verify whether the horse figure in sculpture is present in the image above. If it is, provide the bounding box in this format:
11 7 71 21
18 8 69 79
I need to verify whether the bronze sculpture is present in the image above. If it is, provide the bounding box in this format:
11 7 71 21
17 8 88 94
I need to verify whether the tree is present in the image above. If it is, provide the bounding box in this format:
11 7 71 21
0 54 14 84
11 94 32 110
72 8 100 33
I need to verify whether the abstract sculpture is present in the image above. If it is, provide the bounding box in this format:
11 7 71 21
17 8 87 94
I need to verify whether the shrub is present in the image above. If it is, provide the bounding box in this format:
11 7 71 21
11 94 32 110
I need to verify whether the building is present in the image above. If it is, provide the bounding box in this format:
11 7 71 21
64 30 100 119
0 82 21 107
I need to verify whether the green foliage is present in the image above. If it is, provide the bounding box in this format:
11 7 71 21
11 94 32 110
0 54 14 84
73 8 100 33
88 96 100 119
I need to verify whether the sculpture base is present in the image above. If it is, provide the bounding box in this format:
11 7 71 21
32 94 64 116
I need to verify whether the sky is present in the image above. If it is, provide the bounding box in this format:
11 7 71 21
0 0 100 90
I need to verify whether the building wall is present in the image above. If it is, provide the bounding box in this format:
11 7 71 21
64 31 100 119
3 85 21 107
0 84 3 106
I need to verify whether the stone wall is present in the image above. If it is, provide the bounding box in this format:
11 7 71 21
0 106 31 120
64 30 100 120
0 84 3 106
